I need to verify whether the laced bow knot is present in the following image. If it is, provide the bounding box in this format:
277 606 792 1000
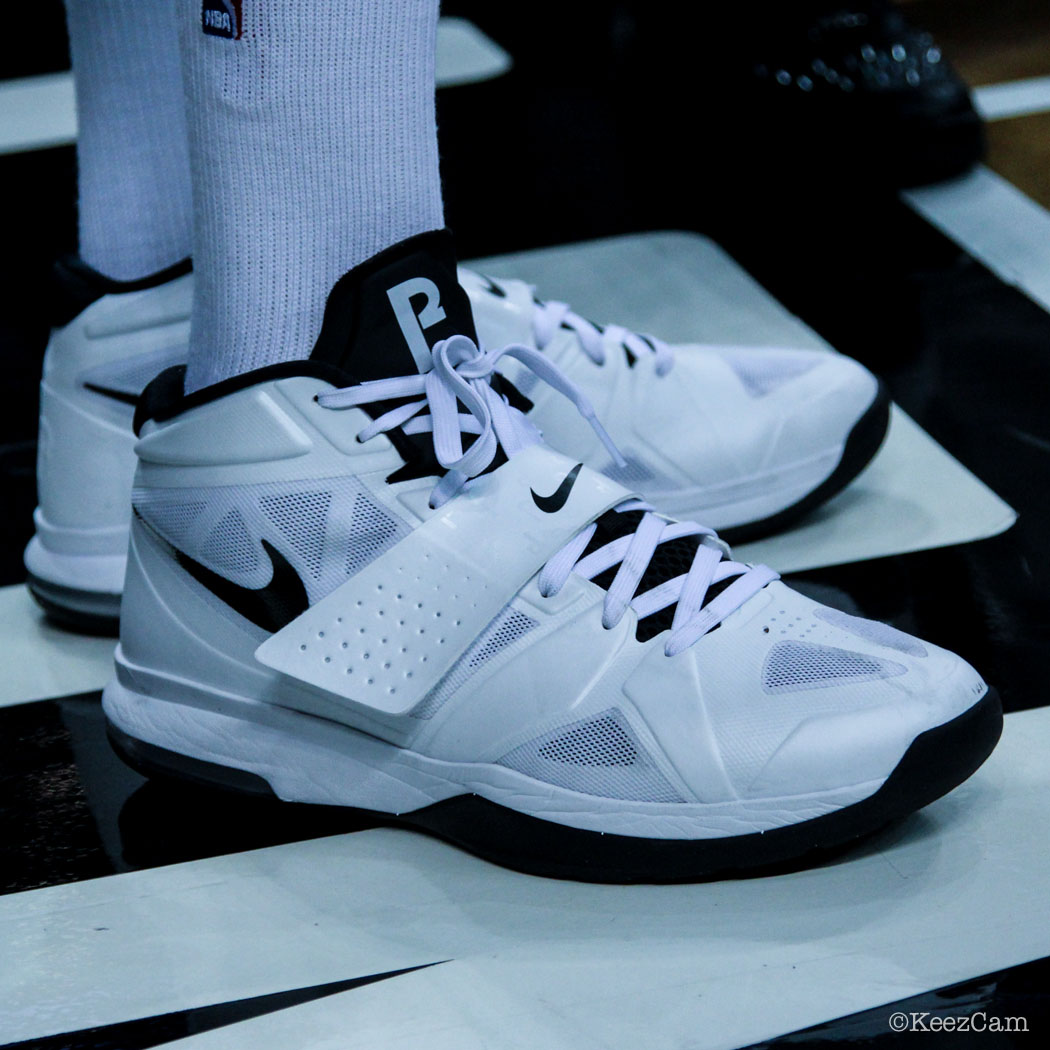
315 332 777 655
316 334 624 509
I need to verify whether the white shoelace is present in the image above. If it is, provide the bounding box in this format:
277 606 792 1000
530 294 675 376
318 335 775 654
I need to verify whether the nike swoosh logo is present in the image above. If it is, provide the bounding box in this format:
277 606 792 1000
531 463 584 513
481 275 506 298
135 508 308 631
174 538 309 633
83 382 140 406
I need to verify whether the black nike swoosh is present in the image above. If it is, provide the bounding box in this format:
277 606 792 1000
83 382 140 406
138 507 309 631
481 274 507 298
173 538 308 633
531 463 584 513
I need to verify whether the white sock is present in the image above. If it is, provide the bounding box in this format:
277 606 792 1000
179 0 444 393
65 0 192 281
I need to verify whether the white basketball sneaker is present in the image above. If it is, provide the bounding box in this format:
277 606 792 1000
462 268 888 538
24 256 191 630
103 232 1000 882
26 248 887 632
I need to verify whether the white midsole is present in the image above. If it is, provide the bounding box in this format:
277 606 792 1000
103 649 884 840
24 534 127 595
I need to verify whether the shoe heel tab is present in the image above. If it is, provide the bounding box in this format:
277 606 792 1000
51 255 193 329
133 360 350 436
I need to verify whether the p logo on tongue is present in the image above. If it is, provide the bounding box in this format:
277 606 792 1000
311 229 479 384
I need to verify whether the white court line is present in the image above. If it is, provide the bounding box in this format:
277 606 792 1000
0 584 113 708
4 707 1048 1049
974 75 1050 121
0 71 75 155
903 165 1050 316
0 18 511 156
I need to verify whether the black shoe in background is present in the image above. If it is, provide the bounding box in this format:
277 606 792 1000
619 0 984 199
748 0 984 188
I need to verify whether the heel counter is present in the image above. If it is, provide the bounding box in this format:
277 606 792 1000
121 514 269 694
35 377 138 536
35 273 192 540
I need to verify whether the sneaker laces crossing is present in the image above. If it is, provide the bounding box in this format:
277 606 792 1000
317 335 775 653
530 294 675 376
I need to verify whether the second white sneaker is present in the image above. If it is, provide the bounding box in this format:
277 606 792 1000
25 256 191 630
28 240 886 631
463 267 888 538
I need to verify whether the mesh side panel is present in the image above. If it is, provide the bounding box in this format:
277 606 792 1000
346 493 403 577
719 349 820 398
599 457 663 486
412 605 538 719
537 714 637 766
260 491 332 579
133 475 411 605
763 641 906 695
199 508 258 574
133 495 206 545
815 607 928 658
468 610 537 668
499 709 684 803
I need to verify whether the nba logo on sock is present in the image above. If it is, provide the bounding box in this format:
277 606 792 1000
202 0 242 39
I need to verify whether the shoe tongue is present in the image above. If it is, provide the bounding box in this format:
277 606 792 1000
310 229 479 383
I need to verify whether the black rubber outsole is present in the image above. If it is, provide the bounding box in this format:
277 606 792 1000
720 381 891 546
26 573 121 636
886 107 987 191
107 686 1002 884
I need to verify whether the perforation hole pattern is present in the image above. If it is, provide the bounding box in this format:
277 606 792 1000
412 604 537 719
537 714 637 767
260 490 332 579
762 640 907 695
499 709 685 803
134 476 410 606
346 493 403 577
199 508 258 574
132 495 206 546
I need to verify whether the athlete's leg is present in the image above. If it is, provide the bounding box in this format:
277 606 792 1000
178 0 443 391
65 0 192 279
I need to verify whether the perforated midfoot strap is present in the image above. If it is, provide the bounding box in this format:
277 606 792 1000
255 446 633 715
